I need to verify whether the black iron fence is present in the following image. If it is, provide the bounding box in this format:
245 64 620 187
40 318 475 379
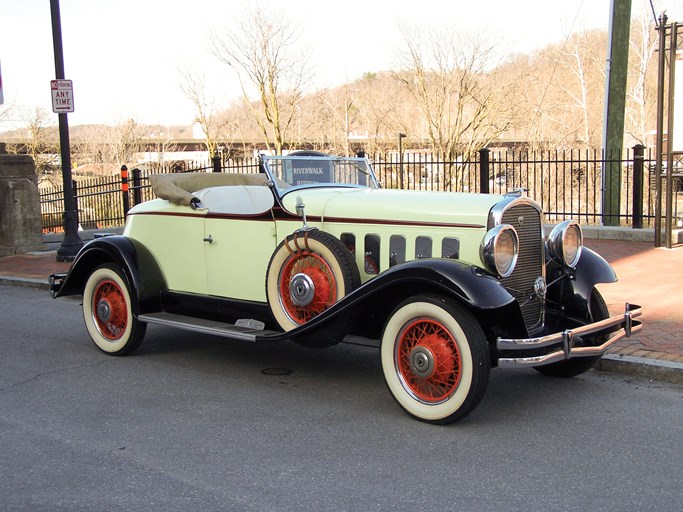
39 146 677 233
370 145 663 227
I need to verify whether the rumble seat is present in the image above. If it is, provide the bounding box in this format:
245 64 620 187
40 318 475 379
192 185 274 215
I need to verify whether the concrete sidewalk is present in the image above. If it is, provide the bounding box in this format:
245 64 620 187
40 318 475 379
1 236 682 384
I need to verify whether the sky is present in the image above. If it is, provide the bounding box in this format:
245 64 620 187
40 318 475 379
1 0 681 130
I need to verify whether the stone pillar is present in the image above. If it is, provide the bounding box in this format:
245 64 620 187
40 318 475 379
0 145 46 256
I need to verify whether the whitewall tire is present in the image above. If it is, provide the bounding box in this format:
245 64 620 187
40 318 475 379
82 264 146 355
381 295 490 424
266 230 360 332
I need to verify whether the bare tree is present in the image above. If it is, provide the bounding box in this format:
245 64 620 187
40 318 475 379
393 23 516 189
0 103 12 128
626 13 658 145
178 63 232 157
210 5 309 154
553 30 606 148
20 106 58 175
71 120 144 175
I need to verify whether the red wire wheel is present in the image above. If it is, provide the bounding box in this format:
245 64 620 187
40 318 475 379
82 264 146 355
279 250 338 324
91 278 129 340
395 318 462 403
380 295 490 424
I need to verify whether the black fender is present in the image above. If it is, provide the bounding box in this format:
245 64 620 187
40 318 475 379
574 247 617 296
258 258 523 342
52 236 165 315
546 247 617 321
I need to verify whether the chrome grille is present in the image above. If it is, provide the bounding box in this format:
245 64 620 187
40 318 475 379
499 203 543 331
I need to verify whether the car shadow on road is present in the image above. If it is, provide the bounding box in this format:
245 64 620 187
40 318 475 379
129 324 633 427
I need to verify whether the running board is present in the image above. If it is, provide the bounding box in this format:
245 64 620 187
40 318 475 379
138 312 279 342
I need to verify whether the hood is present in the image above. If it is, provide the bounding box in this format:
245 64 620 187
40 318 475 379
281 187 503 228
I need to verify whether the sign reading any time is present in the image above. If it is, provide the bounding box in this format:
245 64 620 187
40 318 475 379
51 79 74 113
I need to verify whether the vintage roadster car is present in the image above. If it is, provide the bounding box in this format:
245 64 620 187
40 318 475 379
50 152 641 424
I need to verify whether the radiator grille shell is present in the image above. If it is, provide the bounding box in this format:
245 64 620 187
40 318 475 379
497 201 544 332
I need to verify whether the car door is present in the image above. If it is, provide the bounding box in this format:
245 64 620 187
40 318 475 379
201 185 277 302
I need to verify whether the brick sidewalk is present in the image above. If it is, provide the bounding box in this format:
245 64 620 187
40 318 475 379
0 251 71 280
585 239 683 361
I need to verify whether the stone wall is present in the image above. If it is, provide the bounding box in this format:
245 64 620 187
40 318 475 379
0 145 45 256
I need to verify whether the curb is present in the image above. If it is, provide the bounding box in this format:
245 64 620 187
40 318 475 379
597 352 683 385
0 275 51 290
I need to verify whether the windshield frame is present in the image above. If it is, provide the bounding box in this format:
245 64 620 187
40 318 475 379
259 154 380 196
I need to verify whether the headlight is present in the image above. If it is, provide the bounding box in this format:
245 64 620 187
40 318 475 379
546 220 583 268
481 224 518 278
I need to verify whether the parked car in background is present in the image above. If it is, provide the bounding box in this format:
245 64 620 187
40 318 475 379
50 152 641 424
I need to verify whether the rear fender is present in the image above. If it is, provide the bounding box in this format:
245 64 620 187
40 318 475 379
53 236 165 314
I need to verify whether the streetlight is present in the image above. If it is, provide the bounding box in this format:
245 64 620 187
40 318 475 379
50 0 82 261
398 133 407 189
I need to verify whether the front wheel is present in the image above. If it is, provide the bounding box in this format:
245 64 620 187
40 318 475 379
82 264 146 356
381 295 490 424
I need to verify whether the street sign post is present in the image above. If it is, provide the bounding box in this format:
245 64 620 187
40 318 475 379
50 0 82 261
51 79 74 113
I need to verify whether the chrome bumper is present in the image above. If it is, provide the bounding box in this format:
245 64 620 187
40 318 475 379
48 273 67 298
496 303 642 368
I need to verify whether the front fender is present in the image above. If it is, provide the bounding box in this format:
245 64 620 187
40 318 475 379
356 259 516 309
546 247 617 320
261 258 521 342
52 236 165 314
574 247 617 296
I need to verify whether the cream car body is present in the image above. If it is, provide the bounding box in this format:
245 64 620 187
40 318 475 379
50 153 641 424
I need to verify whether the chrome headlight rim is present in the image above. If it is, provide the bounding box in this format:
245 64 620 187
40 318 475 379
481 224 519 278
546 220 583 268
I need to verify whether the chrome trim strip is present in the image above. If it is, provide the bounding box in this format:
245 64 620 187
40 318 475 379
496 303 642 368
487 195 542 230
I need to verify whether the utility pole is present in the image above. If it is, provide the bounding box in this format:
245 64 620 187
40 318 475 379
601 0 632 226
50 0 83 261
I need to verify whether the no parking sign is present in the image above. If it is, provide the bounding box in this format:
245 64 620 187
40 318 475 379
51 79 74 113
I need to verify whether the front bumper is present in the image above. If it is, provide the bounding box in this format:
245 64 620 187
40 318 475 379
496 303 642 368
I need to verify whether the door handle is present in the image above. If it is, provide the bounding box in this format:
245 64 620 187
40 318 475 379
203 235 213 243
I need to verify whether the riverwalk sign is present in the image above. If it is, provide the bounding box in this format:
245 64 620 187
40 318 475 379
51 79 74 113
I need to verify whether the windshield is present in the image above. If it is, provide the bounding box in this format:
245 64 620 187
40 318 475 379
261 155 380 193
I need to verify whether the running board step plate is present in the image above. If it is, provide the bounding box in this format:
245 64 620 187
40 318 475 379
138 312 279 342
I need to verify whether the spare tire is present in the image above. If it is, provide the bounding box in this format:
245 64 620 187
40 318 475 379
266 230 360 334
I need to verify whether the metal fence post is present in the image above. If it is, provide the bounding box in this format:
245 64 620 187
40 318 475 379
479 148 490 194
72 179 79 228
132 168 142 205
121 165 130 216
632 144 645 229
212 155 222 173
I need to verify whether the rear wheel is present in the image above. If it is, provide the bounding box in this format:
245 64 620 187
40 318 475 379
82 264 146 355
381 295 490 424
534 289 610 378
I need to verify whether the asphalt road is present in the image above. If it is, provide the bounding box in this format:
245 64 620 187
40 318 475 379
1 285 682 512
